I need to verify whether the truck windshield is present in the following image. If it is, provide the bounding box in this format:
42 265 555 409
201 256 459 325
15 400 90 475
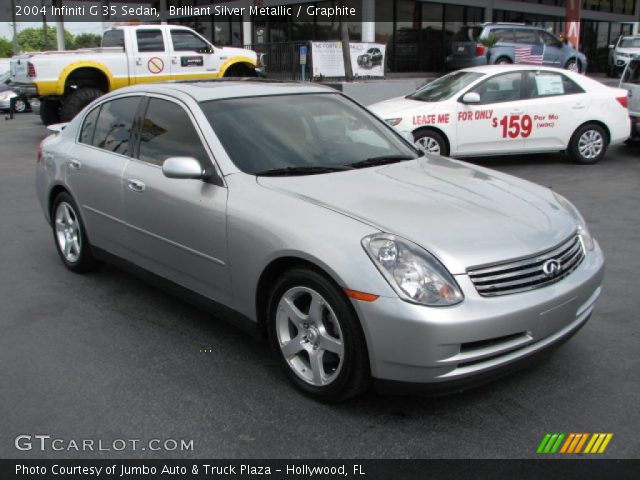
407 71 484 102
619 37 640 48
200 93 418 175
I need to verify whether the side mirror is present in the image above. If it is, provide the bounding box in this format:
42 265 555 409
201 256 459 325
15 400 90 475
461 92 481 104
608 44 615 49
162 157 204 179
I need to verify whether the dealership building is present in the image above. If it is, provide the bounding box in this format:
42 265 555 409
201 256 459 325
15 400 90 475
124 1 640 73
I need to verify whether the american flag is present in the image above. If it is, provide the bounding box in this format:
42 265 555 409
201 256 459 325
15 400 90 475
514 44 544 65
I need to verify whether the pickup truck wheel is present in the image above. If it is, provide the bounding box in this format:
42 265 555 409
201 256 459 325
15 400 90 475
40 98 61 126
223 64 257 78
60 87 103 122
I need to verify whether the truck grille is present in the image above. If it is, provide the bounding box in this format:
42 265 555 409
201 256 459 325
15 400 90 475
468 235 585 297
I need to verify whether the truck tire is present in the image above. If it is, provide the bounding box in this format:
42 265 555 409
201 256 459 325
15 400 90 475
40 98 61 126
60 88 103 122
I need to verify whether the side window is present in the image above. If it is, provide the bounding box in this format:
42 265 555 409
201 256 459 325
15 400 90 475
137 98 210 167
470 72 523 104
622 61 640 84
92 97 140 155
79 106 100 145
170 30 209 52
527 71 584 98
514 29 538 45
490 28 515 43
136 29 165 52
102 30 124 49
539 31 561 48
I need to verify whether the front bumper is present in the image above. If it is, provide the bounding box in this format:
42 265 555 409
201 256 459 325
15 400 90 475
353 244 604 385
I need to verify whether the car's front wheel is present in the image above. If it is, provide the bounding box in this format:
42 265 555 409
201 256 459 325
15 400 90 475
51 192 99 272
13 97 28 113
413 130 449 156
267 268 370 402
568 123 608 164
565 59 580 73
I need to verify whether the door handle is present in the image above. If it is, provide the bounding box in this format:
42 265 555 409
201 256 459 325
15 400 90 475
136 57 142 66
172 56 178 65
572 103 586 109
69 159 81 170
127 179 145 193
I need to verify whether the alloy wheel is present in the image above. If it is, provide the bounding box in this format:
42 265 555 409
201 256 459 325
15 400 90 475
415 136 441 154
54 202 82 263
578 129 604 160
275 286 344 387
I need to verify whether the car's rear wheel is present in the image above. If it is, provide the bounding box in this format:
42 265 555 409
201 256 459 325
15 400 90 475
495 57 512 65
267 268 370 402
13 98 28 113
413 130 448 156
569 123 607 164
565 59 580 72
51 192 99 273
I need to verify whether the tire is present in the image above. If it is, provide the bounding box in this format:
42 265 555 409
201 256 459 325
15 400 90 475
607 64 616 78
60 87 103 122
40 98 61 125
568 123 608 164
267 268 370 402
51 192 99 273
565 59 580 73
13 97 28 113
413 130 449 156
495 57 512 65
223 64 257 78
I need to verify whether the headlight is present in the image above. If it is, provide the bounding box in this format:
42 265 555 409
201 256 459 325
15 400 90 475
362 233 463 306
553 192 595 251
385 118 402 126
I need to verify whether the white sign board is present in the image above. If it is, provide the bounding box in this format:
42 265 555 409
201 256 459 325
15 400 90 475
535 75 564 96
311 42 386 78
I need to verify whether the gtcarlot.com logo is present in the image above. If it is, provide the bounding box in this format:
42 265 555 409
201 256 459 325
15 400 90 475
15 435 194 452
537 433 613 454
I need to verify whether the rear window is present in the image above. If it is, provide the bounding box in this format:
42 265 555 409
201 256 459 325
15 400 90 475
489 28 515 43
102 30 124 49
453 27 482 43
92 97 140 155
137 30 165 52
514 29 538 45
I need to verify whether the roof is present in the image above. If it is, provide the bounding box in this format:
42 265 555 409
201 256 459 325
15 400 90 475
113 80 336 102
460 64 576 75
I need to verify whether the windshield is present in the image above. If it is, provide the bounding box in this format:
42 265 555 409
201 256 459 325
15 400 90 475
200 93 418 175
408 71 484 102
619 37 640 49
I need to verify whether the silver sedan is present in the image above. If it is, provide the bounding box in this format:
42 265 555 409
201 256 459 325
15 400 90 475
36 81 604 401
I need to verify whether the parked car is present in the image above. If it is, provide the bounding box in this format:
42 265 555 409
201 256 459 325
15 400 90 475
620 58 640 140
357 48 384 69
608 35 640 78
447 23 587 73
9 24 261 125
37 81 604 401
369 65 629 164
0 71 30 113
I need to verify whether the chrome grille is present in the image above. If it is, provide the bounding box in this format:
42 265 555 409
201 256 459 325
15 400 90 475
468 235 585 297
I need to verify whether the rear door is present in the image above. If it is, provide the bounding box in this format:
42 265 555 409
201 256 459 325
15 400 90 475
621 60 640 115
513 28 544 66
168 29 219 80
455 71 528 154
131 28 171 83
65 95 141 256
522 70 588 150
122 95 230 301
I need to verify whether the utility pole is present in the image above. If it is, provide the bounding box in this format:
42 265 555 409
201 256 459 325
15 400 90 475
53 0 65 50
11 0 19 54
340 20 353 81
42 0 49 51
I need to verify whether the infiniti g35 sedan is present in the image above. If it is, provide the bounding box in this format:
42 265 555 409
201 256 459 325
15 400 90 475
36 81 605 401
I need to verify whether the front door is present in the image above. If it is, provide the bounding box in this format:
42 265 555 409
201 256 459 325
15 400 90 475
122 96 230 301
539 31 564 68
169 29 219 80
65 96 141 256
456 71 527 155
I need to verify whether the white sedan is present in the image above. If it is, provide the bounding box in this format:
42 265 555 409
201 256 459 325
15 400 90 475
369 65 630 164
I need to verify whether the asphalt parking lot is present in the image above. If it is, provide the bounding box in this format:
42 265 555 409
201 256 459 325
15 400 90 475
0 112 638 460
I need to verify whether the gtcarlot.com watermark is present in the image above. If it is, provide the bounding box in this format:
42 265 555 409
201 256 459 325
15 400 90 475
15 435 194 452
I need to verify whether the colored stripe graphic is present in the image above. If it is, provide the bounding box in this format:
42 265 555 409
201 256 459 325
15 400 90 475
539 433 613 454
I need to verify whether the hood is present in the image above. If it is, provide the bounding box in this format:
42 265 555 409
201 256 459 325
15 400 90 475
257 156 576 274
616 47 640 55
219 46 257 63
368 96 437 118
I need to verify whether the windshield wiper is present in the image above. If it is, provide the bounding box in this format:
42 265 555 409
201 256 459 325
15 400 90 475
254 165 352 176
348 155 415 169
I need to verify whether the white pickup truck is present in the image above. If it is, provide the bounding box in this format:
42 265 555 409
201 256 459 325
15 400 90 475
10 24 261 125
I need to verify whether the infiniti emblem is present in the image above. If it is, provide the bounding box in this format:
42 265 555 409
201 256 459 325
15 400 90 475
542 259 562 277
